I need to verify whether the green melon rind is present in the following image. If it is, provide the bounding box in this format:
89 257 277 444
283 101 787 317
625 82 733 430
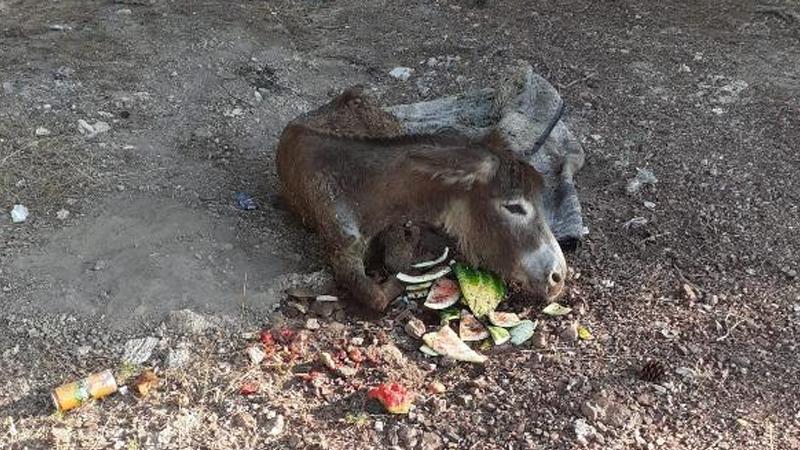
487 326 511 345
453 263 507 318
487 311 521 328
509 320 538 345
423 278 461 310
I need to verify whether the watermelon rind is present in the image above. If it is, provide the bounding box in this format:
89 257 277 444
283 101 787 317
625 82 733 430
422 326 487 364
412 247 450 269
438 307 460 325
397 266 452 284
459 310 489 341
509 320 537 345
542 303 572 316
423 278 460 310
487 311 521 328
487 326 511 345
453 263 506 317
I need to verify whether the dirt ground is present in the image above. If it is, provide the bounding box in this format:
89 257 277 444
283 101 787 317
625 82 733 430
1 0 799 448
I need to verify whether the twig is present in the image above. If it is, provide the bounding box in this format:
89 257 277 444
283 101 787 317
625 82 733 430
715 316 745 342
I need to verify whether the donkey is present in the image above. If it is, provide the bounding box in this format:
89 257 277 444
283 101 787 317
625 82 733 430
276 88 566 312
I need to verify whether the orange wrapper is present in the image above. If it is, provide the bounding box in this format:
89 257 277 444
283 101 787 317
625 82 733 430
52 370 118 412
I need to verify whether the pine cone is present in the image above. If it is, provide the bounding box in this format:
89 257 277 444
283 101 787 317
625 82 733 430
639 360 666 383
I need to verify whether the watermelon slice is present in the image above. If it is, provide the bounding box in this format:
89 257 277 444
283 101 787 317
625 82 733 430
412 247 449 269
423 278 460 310
487 326 511 345
453 263 506 317
542 303 572 316
487 311 521 328
509 320 537 345
422 326 487 364
419 345 439 356
459 310 489 341
438 307 460 325
368 383 413 414
397 266 452 284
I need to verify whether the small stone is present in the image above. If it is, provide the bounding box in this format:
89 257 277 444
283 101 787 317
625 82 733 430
304 318 320 330
636 392 654 406
56 209 70 220
234 411 256 430
246 345 266 365
427 381 446 395
560 322 579 341
35 127 51 136
166 309 213 335
319 352 337 371
678 64 691 73
374 420 385 432
682 284 697 301
457 394 474 408
378 344 406 366
254 91 263 102
532 331 548 349
166 345 192 369
574 418 597 445
337 365 357 377
122 336 159 364
93 121 111 134
711 107 724 115
419 432 444 450
77 345 91 356
389 67 414 81
10 205 29 223
404 317 426 339
92 260 108 271
643 201 656 209
116 8 132 15
267 415 285 436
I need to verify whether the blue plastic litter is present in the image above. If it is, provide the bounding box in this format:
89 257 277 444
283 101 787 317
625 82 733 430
234 192 259 210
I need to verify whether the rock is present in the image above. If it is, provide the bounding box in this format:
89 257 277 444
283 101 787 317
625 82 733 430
116 8 132 15
246 345 266 365
404 317 426 339
378 344 406 366
574 418 597 445
338 365 357 377
626 168 657 194
636 392 655 406
374 420 385 432
76 345 91 356
427 381 446 395
254 90 263 102
10 205 28 223
643 201 656 209
166 344 191 369
92 260 108 271
310 301 336 318
56 209 70 220
319 352 337 371
419 431 444 450
93 121 111 134
233 411 256 430
166 309 213 335
397 425 420 448
2 81 14 94
122 336 159 364
560 322 579 341
267 415 285 436
457 394 474 408
305 318 320 330
389 67 414 81
35 127 51 136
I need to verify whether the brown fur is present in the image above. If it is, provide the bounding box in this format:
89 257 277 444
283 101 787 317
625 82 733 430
276 88 560 312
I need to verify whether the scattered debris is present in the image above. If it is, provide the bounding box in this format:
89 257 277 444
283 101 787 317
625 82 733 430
165 345 191 369
166 309 212 335
427 381 446 395
233 411 257 430
578 325 593 341
56 209 70 220
682 283 698 301
35 127 51 136
389 67 414 81
122 336 159 365
315 294 338 302
304 318 321 330
51 370 118 412
267 415 285 436
246 345 266 365
368 383 414 414
77 120 110 138
574 418 598 445
133 369 159 397
542 303 572 316
10 204 29 223
622 216 648 230
234 192 259 210
625 168 658 195
643 201 656 209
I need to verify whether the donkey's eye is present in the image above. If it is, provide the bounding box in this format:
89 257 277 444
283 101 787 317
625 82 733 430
503 203 527 215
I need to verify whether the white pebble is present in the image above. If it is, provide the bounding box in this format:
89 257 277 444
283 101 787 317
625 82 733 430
11 205 28 223
35 127 51 136
389 67 414 81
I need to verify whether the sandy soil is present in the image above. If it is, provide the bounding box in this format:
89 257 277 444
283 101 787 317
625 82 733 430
1 0 799 449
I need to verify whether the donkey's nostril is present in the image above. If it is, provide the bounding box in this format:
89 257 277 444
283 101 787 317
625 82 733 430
549 271 562 286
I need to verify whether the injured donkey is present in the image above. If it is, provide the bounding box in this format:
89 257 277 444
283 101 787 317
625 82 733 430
276 87 567 312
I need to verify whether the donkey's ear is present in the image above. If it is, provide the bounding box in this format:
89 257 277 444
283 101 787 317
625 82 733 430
407 145 499 189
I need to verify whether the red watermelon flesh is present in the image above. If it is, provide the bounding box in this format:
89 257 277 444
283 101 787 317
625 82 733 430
423 278 461 310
